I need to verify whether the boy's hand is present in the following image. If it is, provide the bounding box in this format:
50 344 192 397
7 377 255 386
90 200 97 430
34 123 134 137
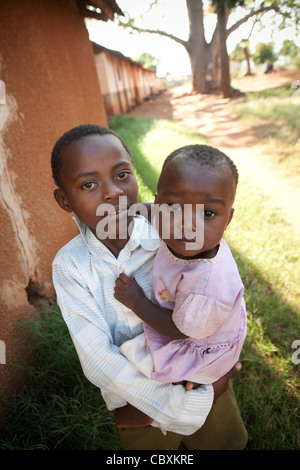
185 363 242 395
114 273 146 311
212 362 242 402
114 403 154 428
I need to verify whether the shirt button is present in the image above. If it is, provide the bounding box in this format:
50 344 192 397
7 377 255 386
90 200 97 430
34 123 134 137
117 265 125 276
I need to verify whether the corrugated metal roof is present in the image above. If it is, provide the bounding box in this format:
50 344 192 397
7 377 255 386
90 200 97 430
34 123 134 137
92 42 145 69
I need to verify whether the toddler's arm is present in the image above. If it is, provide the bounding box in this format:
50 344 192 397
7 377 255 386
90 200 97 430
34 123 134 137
114 273 188 340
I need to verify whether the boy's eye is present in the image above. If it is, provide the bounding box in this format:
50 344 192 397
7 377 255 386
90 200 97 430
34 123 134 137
204 210 216 218
169 203 182 212
117 171 130 180
117 171 130 181
81 182 97 190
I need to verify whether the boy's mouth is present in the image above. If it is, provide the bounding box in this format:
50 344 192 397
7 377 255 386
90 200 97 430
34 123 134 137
114 208 128 220
101 206 129 222
95 205 130 240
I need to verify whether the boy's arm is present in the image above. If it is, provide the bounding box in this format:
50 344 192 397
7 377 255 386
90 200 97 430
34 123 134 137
52 262 214 435
114 273 188 340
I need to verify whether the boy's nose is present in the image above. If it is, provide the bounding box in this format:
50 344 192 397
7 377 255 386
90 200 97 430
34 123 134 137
102 181 124 202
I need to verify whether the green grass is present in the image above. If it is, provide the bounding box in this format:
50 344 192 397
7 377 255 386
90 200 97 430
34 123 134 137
231 84 300 175
226 182 300 449
1 115 299 449
0 308 121 450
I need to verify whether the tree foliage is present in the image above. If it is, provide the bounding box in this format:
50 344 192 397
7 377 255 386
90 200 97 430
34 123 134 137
253 42 277 64
133 52 159 72
279 39 300 66
280 39 300 59
230 43 246 62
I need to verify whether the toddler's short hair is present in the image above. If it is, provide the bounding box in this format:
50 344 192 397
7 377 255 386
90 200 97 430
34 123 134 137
162 144 239 188
51 124 131 188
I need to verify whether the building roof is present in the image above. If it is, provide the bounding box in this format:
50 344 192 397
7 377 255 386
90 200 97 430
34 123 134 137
92 42 145 69
77 0 124 21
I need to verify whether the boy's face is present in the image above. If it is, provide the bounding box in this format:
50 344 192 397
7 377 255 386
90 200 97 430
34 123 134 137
54 134 139 240
155 161 235 259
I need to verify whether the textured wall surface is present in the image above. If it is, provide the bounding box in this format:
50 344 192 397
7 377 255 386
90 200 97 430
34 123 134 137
0 0 108 398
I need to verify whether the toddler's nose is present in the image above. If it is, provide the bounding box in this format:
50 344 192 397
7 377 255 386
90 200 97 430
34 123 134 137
183 207 204 238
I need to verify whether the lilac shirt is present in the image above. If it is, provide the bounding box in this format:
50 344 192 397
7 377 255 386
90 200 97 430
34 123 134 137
143 238 246 384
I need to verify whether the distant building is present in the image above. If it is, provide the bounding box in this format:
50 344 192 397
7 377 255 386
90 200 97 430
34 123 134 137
93 43 163 117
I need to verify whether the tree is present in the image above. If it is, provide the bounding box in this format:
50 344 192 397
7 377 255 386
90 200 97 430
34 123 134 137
118 0 298 97
253 42 277 65
242 39 252 75
280 39 299 58
230 42 251 74
133 52 159 72
280 39 300 67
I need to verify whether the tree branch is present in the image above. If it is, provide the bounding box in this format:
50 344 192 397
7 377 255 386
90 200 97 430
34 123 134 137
226 4 279 38
118 20 188 49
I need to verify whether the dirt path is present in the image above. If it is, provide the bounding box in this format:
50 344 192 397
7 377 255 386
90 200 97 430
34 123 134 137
129 70 300 235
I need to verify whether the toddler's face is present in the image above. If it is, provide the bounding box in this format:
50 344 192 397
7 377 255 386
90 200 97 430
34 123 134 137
155 161 235 259
54 134 139 239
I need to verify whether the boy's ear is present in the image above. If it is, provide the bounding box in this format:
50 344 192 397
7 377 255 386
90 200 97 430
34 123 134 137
53 189 73 213
227 207 234 227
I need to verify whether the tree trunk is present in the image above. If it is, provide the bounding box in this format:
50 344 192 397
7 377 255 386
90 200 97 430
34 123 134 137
242 40 252 75
216 1 232 98
244 46 252 75
187 42 219 93
186 0 219 93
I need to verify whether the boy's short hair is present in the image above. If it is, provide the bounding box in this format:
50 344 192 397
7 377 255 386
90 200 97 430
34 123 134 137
162 144 239 187
51 124 131 188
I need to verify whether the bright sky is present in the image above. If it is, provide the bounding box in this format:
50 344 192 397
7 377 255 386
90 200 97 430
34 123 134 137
87 0 299 78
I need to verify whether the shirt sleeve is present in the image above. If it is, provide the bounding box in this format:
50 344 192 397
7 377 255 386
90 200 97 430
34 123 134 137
172 292 233 339
52 262 214 435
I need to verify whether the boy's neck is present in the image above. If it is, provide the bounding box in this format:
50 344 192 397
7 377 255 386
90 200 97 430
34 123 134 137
90 227 129 258
102 237 129 258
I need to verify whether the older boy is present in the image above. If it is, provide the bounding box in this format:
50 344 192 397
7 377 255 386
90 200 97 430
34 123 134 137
51 124 247 450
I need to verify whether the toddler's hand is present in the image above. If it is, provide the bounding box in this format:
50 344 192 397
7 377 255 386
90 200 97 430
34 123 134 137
114 273 145 310
185 381 201 391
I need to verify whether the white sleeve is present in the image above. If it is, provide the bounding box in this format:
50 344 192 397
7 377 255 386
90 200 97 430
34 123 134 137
52 263 214 435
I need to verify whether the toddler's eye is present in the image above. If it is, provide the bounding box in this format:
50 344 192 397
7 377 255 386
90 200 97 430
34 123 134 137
169 203 182 212
82 182 96 190
204 210 215 218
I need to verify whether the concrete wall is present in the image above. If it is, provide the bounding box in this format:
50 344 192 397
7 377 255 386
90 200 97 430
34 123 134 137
0 0 108 398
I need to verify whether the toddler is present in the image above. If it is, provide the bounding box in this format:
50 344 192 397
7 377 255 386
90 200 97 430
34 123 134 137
115 144 246 403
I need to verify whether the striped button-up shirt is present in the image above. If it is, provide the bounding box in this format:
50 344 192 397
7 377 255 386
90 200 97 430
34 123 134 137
52 215 213 435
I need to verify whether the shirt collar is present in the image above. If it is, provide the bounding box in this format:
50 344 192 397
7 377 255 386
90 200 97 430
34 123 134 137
73 215 159 259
